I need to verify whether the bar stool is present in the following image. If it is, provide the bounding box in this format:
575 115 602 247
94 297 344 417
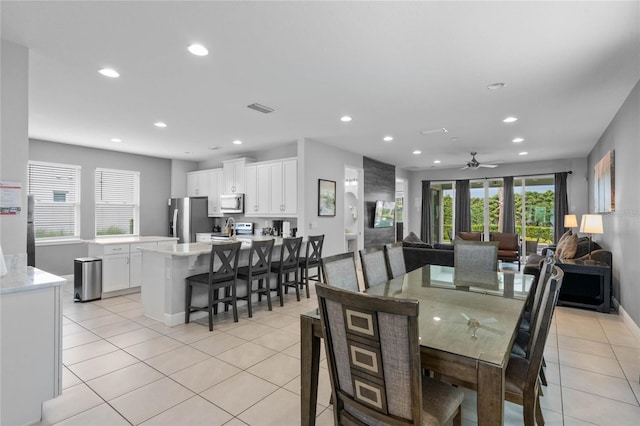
185 241 242 331
298 234 324 298
236 238 275 318
270 236 303 306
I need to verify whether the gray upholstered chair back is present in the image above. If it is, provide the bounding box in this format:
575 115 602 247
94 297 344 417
454 240 499 271
359 247 388 289
315 283 421 424
384 242 406 279
320 252 360 292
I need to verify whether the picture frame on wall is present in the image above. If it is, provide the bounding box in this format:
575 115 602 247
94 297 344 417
318 179 336 216
594 150 615 213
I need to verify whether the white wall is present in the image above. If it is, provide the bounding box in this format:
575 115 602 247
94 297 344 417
0 40 29 256
588 80 639 327
405 158 588 238
299 139 363 257
30 140 172 275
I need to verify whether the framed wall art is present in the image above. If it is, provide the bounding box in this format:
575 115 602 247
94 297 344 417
593 150 615 213
318 179 336 216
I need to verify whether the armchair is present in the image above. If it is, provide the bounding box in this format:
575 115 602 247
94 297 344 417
490 232 521 268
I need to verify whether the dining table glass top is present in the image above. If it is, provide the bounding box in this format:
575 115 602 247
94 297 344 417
306 265 534 366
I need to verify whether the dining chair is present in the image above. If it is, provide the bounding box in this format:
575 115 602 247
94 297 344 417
270 236 303 306
184 241 242 331
236 238 275 318
359 247 389 289
315 282 464 426
320 252 360 292
298 234 324 299
505 266 564 426
453 240 499 271
384 242 406 279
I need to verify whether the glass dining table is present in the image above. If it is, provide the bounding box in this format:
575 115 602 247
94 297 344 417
300 264 534 426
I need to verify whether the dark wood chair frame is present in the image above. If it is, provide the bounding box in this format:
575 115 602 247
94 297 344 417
185 241 242 331
298 234 324 299
236 238 275 318
270 236 303 306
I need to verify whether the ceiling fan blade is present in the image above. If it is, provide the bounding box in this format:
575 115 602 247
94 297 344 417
478 164 498 168
459 165 470 170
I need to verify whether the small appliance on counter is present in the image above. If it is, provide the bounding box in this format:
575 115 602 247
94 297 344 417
282 221 291 238
272 220 283 237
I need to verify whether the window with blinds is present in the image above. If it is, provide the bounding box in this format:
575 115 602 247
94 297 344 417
28 161 81 241
95 168 140 236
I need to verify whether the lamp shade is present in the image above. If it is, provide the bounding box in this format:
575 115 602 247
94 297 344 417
579 214 604 234
564 214 578 228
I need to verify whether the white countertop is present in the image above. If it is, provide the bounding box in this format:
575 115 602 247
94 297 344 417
85 236 178 245
141 236 283 257
1 264 66 295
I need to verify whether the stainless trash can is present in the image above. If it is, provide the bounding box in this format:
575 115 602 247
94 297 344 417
74 257 102 302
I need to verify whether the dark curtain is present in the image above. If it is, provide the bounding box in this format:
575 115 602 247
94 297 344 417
502 176 516 233
554 172 569 243
420 181 431 243
455 179 471 234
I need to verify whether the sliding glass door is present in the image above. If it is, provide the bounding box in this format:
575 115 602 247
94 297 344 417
515 175 555 252
429 182 455 242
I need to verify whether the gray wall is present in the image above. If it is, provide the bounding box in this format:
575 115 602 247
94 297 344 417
587 80 639 327
171 159 198 198
363 157 395 248
30 139 172 275
404 158 589 239
300 139 362 257
0 40 29 256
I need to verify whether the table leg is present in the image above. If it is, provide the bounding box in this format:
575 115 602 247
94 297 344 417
301 315 321 426
477 361 505 426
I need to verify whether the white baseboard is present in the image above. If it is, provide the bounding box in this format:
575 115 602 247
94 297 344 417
164 310 206 327
614 297 640 338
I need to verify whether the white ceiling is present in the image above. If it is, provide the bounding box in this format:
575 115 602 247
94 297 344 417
2 1 639 170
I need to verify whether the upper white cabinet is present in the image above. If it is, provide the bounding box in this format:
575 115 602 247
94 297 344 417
223 158 251 194
270 159 297 216
245 164 271 216
187 170 209 197
207 169 224 217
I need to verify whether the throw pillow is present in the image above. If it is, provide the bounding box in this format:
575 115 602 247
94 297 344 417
557 229 572 246
559 233 579 259
554 236 568 259
403 232 424 244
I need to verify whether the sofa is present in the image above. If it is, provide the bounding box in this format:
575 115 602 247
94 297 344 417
402 238 454 272
524 236 612 311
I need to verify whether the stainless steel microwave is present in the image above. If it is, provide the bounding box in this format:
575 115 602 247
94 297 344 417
220 194 244 214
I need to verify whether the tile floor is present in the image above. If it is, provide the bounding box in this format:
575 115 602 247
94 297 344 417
37 277 639 426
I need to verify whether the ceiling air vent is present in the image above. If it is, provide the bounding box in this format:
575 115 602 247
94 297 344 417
247 103 275 114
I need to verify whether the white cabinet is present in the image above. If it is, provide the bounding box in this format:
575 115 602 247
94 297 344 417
270 159 297 216
187 170 209 197
223 158 249 194
102 253 130 292
245 164 271 216
207 169 224 217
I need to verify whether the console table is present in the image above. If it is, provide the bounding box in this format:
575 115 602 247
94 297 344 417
556 259 611 313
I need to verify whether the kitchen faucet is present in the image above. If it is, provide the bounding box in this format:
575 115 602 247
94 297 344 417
225 217 236 239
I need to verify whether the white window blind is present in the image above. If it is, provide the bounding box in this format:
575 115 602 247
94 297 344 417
28 161 81 241
95 168 140 236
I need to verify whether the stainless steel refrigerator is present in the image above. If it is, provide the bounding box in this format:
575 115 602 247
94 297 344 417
168 197 210 243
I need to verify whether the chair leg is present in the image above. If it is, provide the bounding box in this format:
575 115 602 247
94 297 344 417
247 279 253 318
535 394 545 425
278 274 284 307
453 407 462 426
185 279 192 324
539 365 548 386
208 284 214 332
265 277 273 311
294 270 301 301
523 391 536 426
231 284 238 323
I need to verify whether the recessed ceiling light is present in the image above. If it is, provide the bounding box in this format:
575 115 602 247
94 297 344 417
98 68 119 78
433 160 441 164
487 82 506 90
413 150 422 155
184 151 191 154
503 116 518 123
110 138 122 143
420 128 448 135
340 115 352 122
383 136 393 142
187 44 208 56
208 146 221 150
519 151 528 156
451 137 459 142
154 121 167 128
512 137 525 143
232 140 243 145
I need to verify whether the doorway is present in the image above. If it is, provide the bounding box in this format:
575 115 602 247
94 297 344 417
344 166 364 253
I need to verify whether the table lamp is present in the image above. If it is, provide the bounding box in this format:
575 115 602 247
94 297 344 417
564 214 578 229
579 214 603 261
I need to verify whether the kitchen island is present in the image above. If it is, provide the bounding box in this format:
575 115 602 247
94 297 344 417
1 258 65 426
140 237 283 326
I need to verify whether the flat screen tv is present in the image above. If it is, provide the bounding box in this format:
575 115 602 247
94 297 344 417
373 200 395 228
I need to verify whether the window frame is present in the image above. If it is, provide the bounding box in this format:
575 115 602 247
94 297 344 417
94 167 140 238
28 160 82 244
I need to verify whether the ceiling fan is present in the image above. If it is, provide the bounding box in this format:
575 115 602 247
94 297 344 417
460 152 499 170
